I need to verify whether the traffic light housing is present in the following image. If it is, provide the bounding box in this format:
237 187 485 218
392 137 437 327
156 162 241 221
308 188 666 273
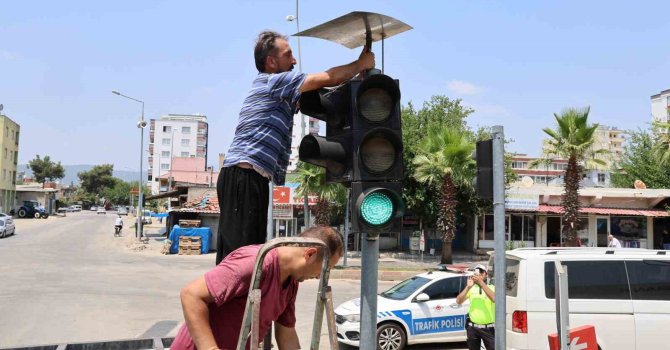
299 84 354 183
351 74 403 182
298 72 405 234
474 139 493 200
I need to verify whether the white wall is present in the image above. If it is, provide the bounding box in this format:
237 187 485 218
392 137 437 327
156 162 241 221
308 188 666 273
652 94 669 123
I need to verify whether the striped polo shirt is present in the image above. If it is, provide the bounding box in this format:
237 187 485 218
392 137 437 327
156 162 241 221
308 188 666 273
223 70 306 185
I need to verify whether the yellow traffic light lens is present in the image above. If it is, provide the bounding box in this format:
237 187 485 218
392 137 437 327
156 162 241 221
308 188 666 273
360 135 395 173
360 192 394 226
359 88 393 123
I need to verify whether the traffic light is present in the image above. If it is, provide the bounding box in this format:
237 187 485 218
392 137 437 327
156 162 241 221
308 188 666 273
474 139 493 200
298 83 353 183
350 73 404 234
298 72 405 234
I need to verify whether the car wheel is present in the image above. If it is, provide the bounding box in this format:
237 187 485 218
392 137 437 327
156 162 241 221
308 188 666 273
18 209 26 218
34 212 41 219
0 230 4 238
377 323 406 350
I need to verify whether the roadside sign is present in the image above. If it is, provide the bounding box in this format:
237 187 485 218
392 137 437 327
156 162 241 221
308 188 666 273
548 325 598 350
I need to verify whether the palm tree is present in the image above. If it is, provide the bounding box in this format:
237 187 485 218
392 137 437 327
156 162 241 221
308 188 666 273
413 128 475 264
652 121 670 165
541 107 606 246
294 162 346 227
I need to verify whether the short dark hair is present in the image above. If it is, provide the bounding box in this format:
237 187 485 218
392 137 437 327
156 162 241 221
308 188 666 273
299 226 344 260
254 30 287 73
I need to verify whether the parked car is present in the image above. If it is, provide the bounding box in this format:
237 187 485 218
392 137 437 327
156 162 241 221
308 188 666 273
11 200 49 219
492 248 670 350
0 214 15 238
71 205 82 212
90 206 98 211
97 207 106 215
335 269 473 350
117 207 128 216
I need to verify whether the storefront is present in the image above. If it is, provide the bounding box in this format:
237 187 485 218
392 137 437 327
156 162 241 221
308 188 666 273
475 186 670 250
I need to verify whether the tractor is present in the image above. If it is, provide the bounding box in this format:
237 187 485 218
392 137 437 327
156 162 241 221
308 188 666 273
11 200 49 219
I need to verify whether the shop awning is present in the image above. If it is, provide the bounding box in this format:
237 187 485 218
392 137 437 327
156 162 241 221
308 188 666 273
536 205 669 217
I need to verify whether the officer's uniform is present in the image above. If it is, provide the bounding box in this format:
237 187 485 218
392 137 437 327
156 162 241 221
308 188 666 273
465 283 495 350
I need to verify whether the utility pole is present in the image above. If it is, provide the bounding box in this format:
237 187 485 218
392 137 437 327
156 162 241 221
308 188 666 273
492 125 506 349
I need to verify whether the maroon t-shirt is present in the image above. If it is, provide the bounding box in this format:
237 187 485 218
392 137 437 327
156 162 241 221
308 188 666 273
171 245 298 350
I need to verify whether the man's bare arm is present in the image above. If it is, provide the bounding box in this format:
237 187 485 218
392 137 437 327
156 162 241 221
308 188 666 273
300 48 375 93
275 323 301 350
180 276 219 350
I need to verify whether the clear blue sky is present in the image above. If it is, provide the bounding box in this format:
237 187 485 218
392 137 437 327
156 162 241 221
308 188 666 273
2 0 669 171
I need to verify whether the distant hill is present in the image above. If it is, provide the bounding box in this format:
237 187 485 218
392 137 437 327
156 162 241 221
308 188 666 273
18 164 141 185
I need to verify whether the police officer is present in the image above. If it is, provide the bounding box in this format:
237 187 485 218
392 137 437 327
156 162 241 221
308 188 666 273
456 264 495 350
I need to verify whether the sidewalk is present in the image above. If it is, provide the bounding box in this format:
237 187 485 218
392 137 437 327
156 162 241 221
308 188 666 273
134 223 489 281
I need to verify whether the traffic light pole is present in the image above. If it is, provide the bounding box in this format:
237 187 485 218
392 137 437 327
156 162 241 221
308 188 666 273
359 233 378 350
492 125 506 349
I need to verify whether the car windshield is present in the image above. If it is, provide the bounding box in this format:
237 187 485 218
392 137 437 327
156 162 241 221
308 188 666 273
0 220 5 226
380 276 431 300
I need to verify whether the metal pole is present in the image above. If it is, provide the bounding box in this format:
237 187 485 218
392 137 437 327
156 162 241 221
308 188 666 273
138 102 145 240
267 182 274 242
492 125 506 349
264 182 274 350
359 233 378 350
343 188 350 267
555 261 570 350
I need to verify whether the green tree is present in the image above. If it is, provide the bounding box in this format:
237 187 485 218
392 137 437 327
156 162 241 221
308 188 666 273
27 155 65 188
294 162 346 227
653 121 670 165
77 164 117 194
541 107 606 246
103 179 134 205
413 128 475 264
612 129 670 188
402 96 474 235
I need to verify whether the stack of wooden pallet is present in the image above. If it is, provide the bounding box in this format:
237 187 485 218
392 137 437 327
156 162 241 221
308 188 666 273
178 236 202 255
179 219 202 228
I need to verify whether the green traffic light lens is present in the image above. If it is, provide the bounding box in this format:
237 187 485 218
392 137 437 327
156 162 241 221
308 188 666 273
360 192 394 226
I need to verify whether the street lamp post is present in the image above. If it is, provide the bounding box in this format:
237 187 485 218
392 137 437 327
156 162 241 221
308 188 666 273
287 0 310 230
112 90 146 240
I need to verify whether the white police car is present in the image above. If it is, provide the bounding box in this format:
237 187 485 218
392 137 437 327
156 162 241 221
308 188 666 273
335 270 472 350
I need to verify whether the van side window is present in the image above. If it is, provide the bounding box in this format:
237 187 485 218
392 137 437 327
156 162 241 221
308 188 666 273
422 277 462 300
506 259 520 297
544 261 630 300
626 260 670 301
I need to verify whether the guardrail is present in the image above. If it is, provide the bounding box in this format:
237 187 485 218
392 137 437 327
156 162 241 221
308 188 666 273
1 337 174 350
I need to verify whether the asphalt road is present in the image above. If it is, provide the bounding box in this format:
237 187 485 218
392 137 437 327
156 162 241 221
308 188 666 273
0 211 467 350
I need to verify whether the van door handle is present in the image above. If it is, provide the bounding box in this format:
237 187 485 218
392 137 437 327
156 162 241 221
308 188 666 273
449 303 461 308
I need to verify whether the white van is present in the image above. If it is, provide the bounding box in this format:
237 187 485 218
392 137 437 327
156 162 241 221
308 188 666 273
488 248 670 350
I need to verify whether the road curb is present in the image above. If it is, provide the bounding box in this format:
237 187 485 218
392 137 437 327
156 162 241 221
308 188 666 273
330 269 422 281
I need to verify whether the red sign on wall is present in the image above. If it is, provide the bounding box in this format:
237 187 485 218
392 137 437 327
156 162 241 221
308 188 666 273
273 186 291 204
548 325 597 350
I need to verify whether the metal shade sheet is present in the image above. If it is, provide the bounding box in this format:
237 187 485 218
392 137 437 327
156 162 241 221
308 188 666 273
294 11 413 49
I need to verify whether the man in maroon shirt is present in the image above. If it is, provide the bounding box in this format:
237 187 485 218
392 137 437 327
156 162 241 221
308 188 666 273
172 226 343 350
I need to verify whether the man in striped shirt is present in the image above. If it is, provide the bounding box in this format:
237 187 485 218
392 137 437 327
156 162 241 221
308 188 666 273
216 31 375 264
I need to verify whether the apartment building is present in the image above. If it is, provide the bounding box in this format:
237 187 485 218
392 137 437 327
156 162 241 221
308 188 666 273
651 88 670 124
287 112 320 172
148 114 208 194
0 114 19 212
510 154 568 185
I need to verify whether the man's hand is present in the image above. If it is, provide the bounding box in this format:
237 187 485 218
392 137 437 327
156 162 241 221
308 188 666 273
466 276 475 288
472 275 485 286
357 47 375 71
